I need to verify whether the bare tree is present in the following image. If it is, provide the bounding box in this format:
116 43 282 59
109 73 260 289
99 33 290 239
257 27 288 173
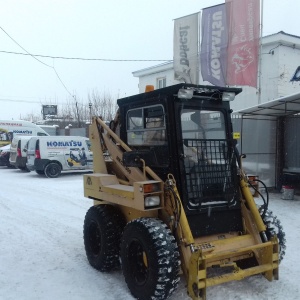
88 89 118 121
22 90 118 128
22 112 41 123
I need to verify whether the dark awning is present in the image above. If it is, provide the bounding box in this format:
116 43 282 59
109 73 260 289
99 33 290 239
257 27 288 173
237 91 300 119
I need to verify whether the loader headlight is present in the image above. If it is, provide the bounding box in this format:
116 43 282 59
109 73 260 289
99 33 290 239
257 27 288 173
222 92 235 101
144 196 160 207
178 88 194 99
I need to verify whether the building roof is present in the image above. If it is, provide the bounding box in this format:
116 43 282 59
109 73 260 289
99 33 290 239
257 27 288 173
132 61 173 77
262 31 300 49
264 31 300 40
238 91 300 119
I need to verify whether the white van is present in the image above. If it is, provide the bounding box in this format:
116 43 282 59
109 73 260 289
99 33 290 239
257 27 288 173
26 136 93 178
0 120 48 147
9 136 32 171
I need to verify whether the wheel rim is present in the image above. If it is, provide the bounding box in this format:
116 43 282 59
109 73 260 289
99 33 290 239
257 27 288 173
50 165 59 176
88 221 102 255
128 239 148 285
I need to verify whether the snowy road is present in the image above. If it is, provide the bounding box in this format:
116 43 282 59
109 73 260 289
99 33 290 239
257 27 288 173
0 166 299 300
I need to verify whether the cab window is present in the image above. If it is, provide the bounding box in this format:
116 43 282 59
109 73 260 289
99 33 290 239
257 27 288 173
127 105 166 146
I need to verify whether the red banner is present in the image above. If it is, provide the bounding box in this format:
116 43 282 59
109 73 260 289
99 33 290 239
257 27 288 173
225 0 260 87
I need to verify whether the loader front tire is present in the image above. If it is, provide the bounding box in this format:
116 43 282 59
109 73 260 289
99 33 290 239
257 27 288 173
120 218 180 300
83 205 125 271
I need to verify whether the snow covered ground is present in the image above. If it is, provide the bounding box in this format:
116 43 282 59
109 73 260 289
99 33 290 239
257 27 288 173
1 166 299 300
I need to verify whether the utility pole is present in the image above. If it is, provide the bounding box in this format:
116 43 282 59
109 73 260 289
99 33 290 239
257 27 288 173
89 102 92 124
258 0 264 104
75 98 80 128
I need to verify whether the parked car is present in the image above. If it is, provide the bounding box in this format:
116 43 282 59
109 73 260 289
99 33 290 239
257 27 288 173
9 136 32 171
0 144 13 167
26 136 93 178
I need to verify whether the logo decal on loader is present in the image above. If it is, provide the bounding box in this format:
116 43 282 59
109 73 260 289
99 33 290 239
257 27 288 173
86 177 92 185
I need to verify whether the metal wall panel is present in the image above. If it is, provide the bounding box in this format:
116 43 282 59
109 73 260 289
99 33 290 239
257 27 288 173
70 128 86 137
284 116 300 171
232 115 277 187
241 154 276 187
240 119 277 154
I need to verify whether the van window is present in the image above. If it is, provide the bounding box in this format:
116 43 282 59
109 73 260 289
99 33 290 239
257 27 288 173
0 129 12 145
37 132 48 136
85 140 91 151
126 105 166 146
24 141 29 151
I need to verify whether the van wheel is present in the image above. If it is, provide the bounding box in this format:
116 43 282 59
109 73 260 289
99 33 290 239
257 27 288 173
120 218 180 300
44 162 62 178
83 205 125 271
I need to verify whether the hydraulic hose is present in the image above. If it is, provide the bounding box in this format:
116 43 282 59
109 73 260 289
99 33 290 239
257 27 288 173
248 178 269 218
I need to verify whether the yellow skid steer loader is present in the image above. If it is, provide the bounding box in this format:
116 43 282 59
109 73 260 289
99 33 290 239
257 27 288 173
82 84 285 300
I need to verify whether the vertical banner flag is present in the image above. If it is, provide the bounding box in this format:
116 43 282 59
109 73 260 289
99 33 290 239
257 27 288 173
200 4 228 87
173 13 199 84
225 0 260 87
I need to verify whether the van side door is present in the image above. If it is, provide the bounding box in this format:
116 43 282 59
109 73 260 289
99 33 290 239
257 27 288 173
84 139 93 169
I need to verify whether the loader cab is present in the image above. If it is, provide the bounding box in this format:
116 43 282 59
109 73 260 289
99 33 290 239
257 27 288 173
118 84 243 237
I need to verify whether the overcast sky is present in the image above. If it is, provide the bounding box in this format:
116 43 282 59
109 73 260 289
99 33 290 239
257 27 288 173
1 0 300 120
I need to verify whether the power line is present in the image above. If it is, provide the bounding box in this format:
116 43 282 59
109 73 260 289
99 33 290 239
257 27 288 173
0 98 41 104
0 97 67 105
0 26 172 113
0 50 173 62
0 97 80 106
0 27 53 68
0 26 76 99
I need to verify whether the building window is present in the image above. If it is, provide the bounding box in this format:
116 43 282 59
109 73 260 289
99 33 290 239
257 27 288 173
157 77 166 89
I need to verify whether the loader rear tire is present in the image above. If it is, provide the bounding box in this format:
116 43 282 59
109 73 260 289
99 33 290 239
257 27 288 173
83 205 125 271
262 209 286 262
120 218 180 300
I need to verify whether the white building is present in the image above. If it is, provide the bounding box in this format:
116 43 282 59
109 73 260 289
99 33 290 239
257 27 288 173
133 31 300 112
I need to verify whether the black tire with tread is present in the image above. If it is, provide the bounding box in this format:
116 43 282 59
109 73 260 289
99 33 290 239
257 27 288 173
120 218 180 300
262 209 286 262
83 205 125 271
44 162 61 178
